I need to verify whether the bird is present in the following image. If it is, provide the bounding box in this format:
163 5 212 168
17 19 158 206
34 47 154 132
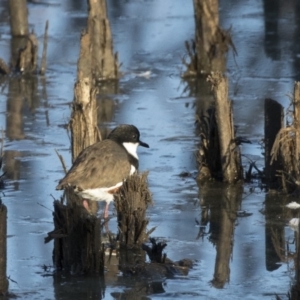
56 124 149 217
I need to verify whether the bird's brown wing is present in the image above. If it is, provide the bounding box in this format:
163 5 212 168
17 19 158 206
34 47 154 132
56 140 131 190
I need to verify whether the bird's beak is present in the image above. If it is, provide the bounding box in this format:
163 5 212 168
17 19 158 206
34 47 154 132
139 140 149 148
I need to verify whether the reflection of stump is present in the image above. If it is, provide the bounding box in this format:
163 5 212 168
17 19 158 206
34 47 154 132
46 200 104 274
0 203 8 294
211 185 242 288
114 172 153 247
53 273 105 299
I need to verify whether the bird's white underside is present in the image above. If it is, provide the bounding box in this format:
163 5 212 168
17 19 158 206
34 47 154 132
77 164 137 203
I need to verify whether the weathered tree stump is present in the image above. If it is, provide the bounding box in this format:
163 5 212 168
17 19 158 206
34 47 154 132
197 105 221 181
18 34 38 73
111 172 155 284
71 27 101 160
71 82 100 161
50 2 104 273
0 59 10 75
294 82 300 165
46 200 104 274
271 82 300 192
184 0 235 75
87 0 119 82
0 203 8 295
264 98 283 189
207 72 243 183
114 172 153 248
8 0 39 74
8 0 29 37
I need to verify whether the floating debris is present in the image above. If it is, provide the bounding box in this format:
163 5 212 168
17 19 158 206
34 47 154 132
134 70 151 78
286 201 300 209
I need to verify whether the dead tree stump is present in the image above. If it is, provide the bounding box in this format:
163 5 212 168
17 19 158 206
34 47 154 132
207 72 243 183
271 82 300 192
294 82 300 164
0 203 8 295
18 34 38 73
87 0 119 81
71 26 101 160
114 172 153 279
50 4 104 274
114 172 153 248
46 201 104 274
189 0 234 75
264 98 283 189
8 0 29 37
197 106 222 181
8 0 39 73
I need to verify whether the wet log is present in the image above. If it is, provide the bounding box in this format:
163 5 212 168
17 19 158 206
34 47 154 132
207 72 243 183
114 172 153 247
191 0 234 74
264 98 283 189
8 0 29 37
0 203 8 295
87 0 119 81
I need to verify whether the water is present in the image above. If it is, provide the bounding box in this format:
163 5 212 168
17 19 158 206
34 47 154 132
0 0 299 299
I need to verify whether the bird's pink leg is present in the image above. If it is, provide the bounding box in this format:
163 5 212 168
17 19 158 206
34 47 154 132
104 202 109 218
83 199 89 211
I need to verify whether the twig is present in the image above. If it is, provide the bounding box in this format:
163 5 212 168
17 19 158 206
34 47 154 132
55 149 68 174
37 202 53 212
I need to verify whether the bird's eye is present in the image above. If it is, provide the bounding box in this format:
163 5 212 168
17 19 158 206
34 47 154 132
132 134 137 139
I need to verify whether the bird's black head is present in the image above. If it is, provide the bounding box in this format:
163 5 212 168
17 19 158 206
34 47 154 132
108 124 149 148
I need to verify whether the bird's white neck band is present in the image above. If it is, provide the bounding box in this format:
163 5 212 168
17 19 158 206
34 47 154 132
123 142 139 159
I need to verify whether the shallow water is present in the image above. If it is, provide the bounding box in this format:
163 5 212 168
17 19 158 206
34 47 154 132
0 0 299 299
